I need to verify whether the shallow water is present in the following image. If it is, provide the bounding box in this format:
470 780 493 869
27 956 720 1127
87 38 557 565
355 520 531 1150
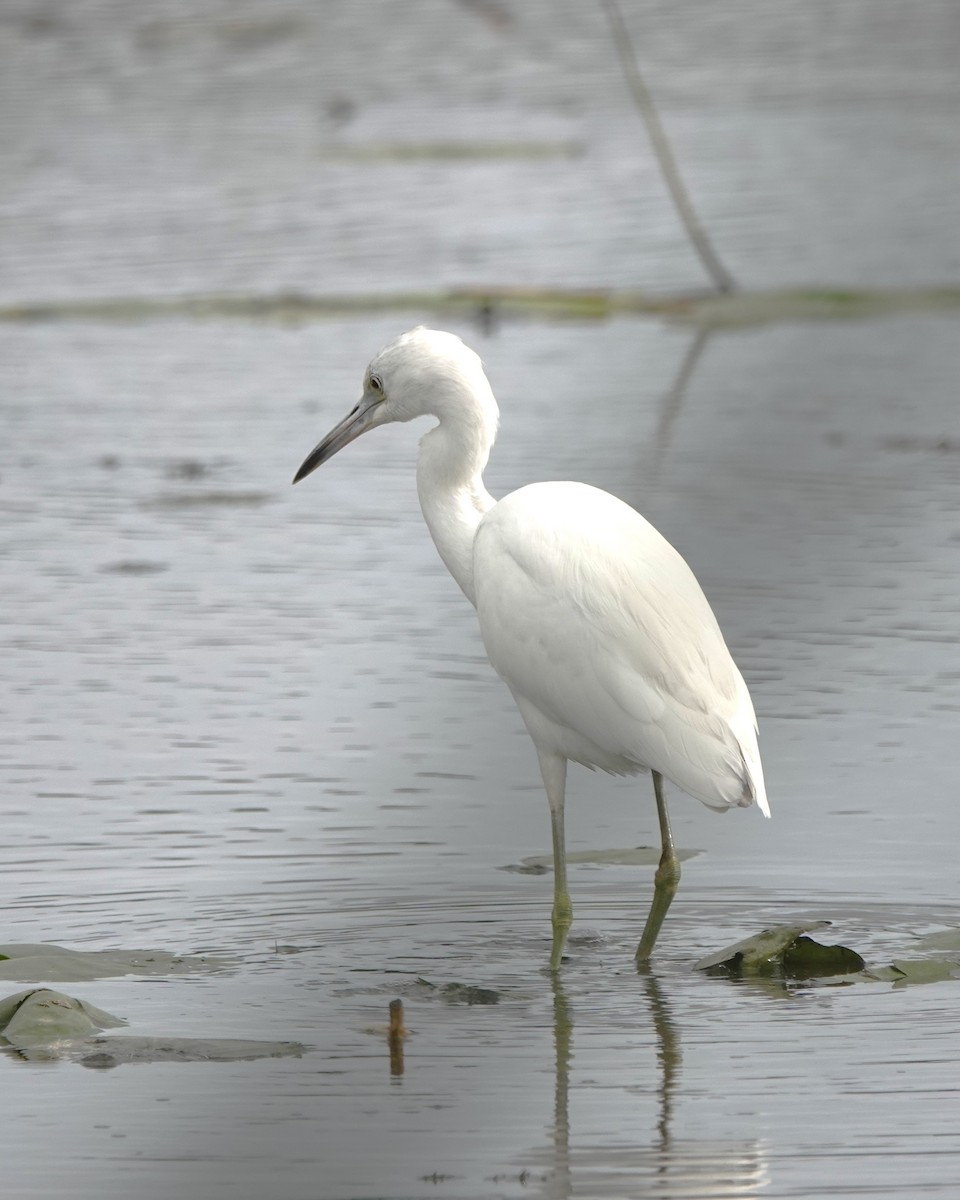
3 312 960 1198
2 3 960 1198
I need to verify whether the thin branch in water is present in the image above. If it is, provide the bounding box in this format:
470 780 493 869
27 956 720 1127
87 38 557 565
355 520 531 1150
600 0 737 294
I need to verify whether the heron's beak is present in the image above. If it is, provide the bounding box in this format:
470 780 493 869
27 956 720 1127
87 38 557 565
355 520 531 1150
292 395 380 484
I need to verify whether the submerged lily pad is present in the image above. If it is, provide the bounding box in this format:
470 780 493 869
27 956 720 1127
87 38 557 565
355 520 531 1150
415 978 500 1005
0 987 306 1065
510 846 700 873
870 958 960 987
914 928 960 953
69 1036 305 1068
0 944 235 982
10 1033 306 1066
439 983 500 1006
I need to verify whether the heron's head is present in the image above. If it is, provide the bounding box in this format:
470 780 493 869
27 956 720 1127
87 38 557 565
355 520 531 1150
293 327 496 484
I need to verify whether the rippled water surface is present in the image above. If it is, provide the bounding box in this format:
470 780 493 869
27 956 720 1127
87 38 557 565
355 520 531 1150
2 3 960 1198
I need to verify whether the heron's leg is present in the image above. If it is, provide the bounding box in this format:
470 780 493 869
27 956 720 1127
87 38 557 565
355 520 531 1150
636 770 681 966
537 751 572 972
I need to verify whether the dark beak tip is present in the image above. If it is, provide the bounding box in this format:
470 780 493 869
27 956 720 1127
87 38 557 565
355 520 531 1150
293 402 367 486
292 455 321 485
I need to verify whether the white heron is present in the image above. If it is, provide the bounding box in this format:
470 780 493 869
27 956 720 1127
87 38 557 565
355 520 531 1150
294 328 769 969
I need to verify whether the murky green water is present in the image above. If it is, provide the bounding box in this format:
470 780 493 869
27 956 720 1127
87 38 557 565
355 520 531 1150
2 3 960 1198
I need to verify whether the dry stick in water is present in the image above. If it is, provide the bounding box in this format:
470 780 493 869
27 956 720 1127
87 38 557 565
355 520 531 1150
388 998 406 1076
600 0 737 295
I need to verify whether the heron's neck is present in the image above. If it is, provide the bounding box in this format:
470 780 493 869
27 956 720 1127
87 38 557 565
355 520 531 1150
416 404 497 607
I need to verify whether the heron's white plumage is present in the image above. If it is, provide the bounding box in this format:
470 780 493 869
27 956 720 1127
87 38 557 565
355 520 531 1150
294 327 770 965
474 481 768 815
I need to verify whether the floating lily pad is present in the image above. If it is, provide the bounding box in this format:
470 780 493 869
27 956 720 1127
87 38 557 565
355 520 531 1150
693 921 960 985
693 921 864 977
781 936 866 979
0 988 126 1046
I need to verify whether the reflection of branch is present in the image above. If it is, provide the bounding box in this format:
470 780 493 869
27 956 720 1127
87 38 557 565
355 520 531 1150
600 0 737 294
649 327 712 486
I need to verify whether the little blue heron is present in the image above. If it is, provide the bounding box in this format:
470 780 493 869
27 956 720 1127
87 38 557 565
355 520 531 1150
294 328 769 969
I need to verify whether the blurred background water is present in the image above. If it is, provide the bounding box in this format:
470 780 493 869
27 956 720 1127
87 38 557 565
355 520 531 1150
1 3 959 1198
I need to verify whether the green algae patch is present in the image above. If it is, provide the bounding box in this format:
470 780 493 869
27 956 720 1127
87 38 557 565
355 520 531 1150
3 285 957 329
681 285 960 330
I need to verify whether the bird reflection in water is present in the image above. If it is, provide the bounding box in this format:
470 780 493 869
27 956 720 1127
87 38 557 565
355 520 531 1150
532 971 767 1198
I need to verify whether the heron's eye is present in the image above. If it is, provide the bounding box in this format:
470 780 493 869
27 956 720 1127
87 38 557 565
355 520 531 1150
369 374 384 396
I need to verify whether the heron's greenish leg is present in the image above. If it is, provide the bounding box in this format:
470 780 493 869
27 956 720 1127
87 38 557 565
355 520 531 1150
538 752 572 971
636 770 681 966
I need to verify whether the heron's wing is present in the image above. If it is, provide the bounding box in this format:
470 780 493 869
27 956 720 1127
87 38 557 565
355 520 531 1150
473 483 767 813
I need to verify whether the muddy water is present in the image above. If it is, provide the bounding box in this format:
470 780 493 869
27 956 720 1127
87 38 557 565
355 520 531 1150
3 2 960 1198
